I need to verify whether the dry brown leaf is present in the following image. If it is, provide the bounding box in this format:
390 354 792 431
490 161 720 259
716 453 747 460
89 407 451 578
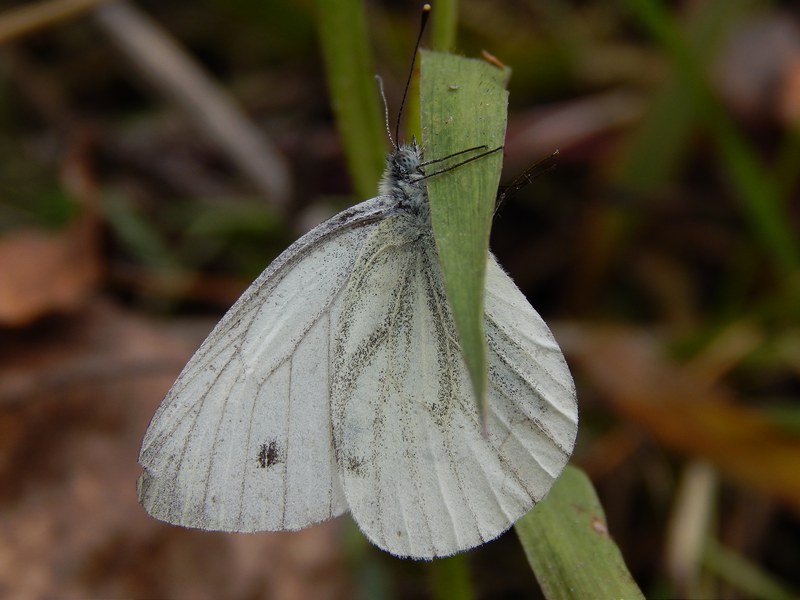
556 323 800 514
779 55 800 125
0 125 102 328
0 216 100 327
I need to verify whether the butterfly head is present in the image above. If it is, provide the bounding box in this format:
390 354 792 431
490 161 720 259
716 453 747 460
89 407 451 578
380 141 428 217
390 142 421 177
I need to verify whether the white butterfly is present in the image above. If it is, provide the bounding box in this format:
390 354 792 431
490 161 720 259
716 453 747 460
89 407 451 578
137 140 578 559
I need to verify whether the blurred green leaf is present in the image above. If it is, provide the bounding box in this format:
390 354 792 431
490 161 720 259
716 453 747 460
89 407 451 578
420 49 508 415
429 554 473 600
622 0 800 276
0 144 79 232
617 0 751 191
515 466 644 600
703 538 799 600
103 193 178 270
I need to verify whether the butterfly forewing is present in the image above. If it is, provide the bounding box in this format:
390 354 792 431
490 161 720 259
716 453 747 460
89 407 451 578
138 197 395 532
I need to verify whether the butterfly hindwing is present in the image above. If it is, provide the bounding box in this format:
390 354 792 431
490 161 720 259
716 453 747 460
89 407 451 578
331 217 578 558
484 257 578 461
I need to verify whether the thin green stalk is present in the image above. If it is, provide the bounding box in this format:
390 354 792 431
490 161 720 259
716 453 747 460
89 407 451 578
430 0 457 52
316 0 386 199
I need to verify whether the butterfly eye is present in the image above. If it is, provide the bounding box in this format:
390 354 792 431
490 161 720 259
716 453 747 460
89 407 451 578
394 152 418 174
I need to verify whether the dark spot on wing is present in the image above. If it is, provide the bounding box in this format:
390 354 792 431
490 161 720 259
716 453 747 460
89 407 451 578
257 440 283 469
343 453 365 477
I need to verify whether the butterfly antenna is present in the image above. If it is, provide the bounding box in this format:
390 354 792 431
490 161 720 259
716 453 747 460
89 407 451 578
417 145 503 181
375 75 396 149
395 3 431 144
495 149 559 212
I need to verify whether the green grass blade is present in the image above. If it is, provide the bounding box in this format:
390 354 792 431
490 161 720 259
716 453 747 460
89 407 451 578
703 538 799 600
617 0 750 191
622 0 800 275
315 0 386 199
420 50 508 415
515 466 644 600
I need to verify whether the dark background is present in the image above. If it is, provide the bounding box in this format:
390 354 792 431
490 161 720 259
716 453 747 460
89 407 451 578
1 0 799 598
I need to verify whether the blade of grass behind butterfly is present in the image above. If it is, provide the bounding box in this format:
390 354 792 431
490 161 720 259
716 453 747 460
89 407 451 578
430 0 457 52
404 0 458 141
420 50 508 416
515 466 645 600
316 0 386 199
